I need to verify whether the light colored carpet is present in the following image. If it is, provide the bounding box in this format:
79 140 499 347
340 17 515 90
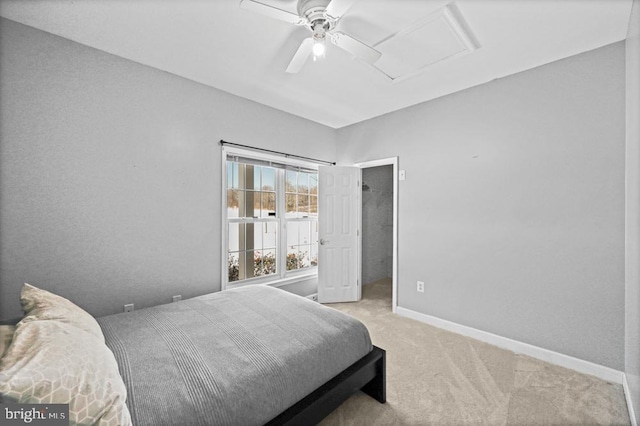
320 278 630 426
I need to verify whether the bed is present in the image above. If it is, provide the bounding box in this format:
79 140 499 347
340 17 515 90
0 283 385 425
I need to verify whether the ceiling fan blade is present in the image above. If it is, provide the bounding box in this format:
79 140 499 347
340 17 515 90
286 38 313 73
325 0 358 21
329 31 381 64
240 0 305 25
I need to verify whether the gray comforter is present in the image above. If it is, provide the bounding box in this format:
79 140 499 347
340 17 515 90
97 285 372 426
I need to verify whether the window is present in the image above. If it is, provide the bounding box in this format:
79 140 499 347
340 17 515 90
224 149 319 287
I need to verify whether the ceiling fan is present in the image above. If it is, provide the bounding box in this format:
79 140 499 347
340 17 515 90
239 0 382 73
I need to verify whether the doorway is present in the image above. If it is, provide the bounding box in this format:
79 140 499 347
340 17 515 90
357 158 398 312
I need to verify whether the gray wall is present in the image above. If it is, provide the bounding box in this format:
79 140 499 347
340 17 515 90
337 43 626 370
0 16 631 376
625 0 640 420
0 18 337 320
362 165 393 284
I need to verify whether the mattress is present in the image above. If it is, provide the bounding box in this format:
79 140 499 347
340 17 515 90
97 285 372 426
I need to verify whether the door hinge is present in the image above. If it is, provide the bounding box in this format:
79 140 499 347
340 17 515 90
357 229 360 236
357 180 360 187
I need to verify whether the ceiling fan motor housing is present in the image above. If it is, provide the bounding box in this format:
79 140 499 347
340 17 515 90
297 0 335 28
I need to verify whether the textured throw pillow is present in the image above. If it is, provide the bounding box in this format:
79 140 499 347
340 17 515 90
0 320 132 426
19 283 104 341
0 325 14 359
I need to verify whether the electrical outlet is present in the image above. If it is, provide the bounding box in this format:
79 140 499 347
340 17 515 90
124 304 134 313
172 295 182 303
417 281 425 293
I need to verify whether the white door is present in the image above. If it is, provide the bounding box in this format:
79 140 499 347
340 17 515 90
318 166 360 303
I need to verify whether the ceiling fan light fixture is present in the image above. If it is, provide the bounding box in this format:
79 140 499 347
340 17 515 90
311 19 327 60
312 39 326 59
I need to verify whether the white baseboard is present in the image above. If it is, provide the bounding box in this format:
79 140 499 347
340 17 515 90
396 306 624 384
624 374 638 426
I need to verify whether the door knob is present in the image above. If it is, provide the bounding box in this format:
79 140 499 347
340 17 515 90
320 238 329 245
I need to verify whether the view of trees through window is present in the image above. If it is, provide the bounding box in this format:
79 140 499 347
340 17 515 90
227 160 318 283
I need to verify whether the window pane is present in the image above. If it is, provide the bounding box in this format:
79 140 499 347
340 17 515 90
287 221 299 247
253 166 261 190
238 163 246 190
262 167 275 191
286 170 297 193
233 251 246 281
297 246 310 268
246 223 261 252
253 250 263 277
263 222 277 249
255 192 262 217
227 162 238 189
298 195 309 217
287 246 310 270
245 165 257 191
227 190 244 218
286 246 299 271
286 194 297 218
228 223 241 252
262 249 277 276
261 192 276 218
297 173 309 193
298 221 310 245
245 191 257 218
228 253 241 282
253 250 276 277
309 174 318 195
309 195 318 217
245 250 256 280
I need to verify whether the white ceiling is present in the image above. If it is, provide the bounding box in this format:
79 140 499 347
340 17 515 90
0 0 633 128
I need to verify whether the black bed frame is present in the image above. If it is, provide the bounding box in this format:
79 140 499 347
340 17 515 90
266 345 386 426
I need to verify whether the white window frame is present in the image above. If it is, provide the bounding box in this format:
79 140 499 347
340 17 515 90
221 146 319 290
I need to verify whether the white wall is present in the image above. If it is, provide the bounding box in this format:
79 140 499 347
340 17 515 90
625 0 640 421
337 42 626 370
0 18 337 320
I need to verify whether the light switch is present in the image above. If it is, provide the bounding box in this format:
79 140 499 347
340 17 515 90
399 170 406 181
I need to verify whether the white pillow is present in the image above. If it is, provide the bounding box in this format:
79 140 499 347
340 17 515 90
0 320 132 426
19 283 104 341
